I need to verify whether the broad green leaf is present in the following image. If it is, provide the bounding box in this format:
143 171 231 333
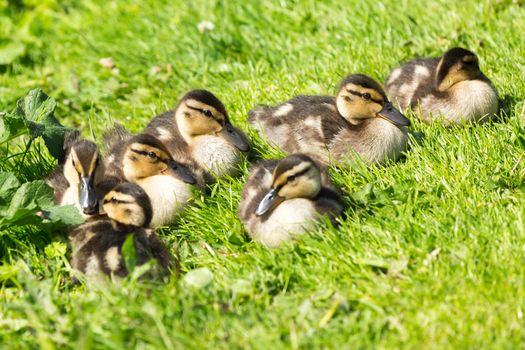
44 205 84 226
0 113 27 143
122 234 137 273
0 172 20 204
0 41 25 65
14 89 56 123
11 89 75 160
0 180 53 228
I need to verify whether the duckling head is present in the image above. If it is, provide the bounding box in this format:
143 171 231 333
102 182 152 227
122 134 196 184
256 155 321 216
336 74 410 127
174 89 250 152
435 47 482 91
63 137 105 215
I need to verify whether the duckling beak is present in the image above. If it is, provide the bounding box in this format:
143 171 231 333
218 122 251 152
256 188 284 216
79 176 98 215
377 102 410 126
166 160 197 185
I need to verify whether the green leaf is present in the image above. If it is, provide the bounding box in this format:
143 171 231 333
0 180 53 228
0 172 20 206
122 234 137 273
0 112 27 143
10 89 75 160
0 41 25 65
14 89 56 123
44 205 84 226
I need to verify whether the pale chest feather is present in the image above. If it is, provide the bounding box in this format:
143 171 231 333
60 186 78 207
249 199 318 248
330 119 408 164
137 175 193 227
421 80 498 123
191 136 241 178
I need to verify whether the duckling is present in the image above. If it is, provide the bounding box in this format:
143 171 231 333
238 154 342 248
69 182 172 278
249 74 410 165
103 125 197 228
46 131 105 216
144 89 251 183
385 47 498 124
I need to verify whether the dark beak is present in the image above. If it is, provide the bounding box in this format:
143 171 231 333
255 188 284 216
79 176 98 215
166 160 197 185
218 122 251 152
377 102 410 126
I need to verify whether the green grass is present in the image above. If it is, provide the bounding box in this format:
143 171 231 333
2 0 525 348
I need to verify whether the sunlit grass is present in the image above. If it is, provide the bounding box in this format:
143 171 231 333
1 0 525 348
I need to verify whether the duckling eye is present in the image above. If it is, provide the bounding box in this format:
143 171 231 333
288 175 296 182
147 151 157 159
111 197 118 203
362 93 371 100
202 109 213 118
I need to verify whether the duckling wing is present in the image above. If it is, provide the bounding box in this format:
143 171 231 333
104 123 131 149
143 110 186 150
248 96 347 162
385 57 439 110
314 187 343 225
103 124 132 180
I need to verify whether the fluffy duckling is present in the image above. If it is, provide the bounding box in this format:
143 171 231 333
69 182 172 279
385 47 498 124
238 154 342 248
103 125 197 228
249 74 410 165
46 131 105 216
144 89 251 183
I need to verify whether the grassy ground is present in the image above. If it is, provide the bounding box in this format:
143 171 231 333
2 0 525 348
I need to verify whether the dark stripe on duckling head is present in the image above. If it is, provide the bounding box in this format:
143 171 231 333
272 154 319 187
128 134 171 155
436 47 478 85
108 182 153 227
338 74 388 100
178 89 229 120
71 140 100 176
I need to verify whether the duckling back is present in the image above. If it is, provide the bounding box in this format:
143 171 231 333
248 95 349 163
69 218 171 278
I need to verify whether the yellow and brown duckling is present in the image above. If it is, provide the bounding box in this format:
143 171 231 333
385 47 498 124
238 154 342 248
249 74 410 165
46 131 105 216
69 182 172 279
144 89 251 183
103 125 197 228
